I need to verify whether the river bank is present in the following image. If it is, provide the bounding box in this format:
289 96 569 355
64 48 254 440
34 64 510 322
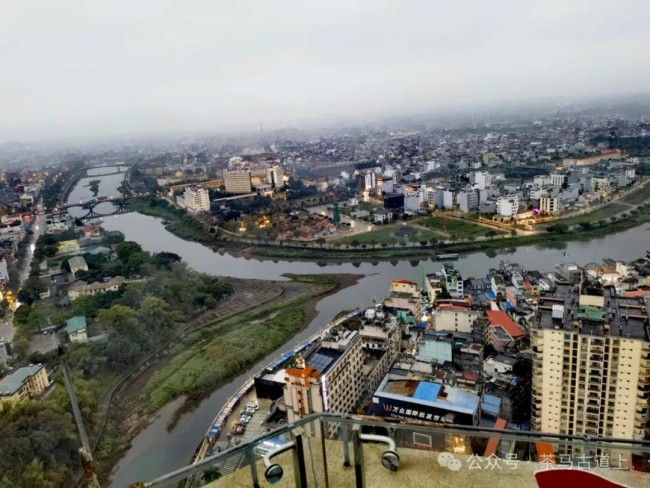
102 272 360 484
129 195 650 263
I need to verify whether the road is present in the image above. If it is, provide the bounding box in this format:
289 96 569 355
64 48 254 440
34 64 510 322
0 211 46 365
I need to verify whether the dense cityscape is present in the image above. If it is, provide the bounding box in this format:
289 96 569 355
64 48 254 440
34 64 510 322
3 1 650 487
0 103 648 487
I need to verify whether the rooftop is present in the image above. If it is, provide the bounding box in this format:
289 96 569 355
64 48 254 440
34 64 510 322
68 255 87 269
0 365 44 396
486 310 524 339
376 373 480 416
66 316 87 334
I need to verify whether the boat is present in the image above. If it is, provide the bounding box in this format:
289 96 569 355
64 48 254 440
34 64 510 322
434 253 459 261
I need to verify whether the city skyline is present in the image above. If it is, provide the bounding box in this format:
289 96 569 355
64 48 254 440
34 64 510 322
3 0 650 141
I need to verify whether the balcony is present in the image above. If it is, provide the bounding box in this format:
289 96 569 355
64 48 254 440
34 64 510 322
130 414 650 488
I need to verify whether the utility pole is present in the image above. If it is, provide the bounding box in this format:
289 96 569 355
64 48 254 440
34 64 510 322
61 360 100 488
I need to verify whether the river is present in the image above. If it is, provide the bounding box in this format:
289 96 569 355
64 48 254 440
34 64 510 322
65 170 650 486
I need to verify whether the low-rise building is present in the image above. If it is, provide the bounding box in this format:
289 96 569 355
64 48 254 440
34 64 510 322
540 195 560 214
496 196 519 218
0 365 50 405
432 300 479 334
68 276 125 300
66 316 88 343
485 310 525 351
68 256 88 278
57 239 81 254
374 209 393 224
371 370 480 426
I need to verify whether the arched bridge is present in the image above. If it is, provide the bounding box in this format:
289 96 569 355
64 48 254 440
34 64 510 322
49 194 151 220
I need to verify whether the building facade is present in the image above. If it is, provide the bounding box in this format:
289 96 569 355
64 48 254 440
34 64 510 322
531 287 650 456
283 330 365 422
0 365 49 404
540 196 560 214
177 186 210 214
223 169 253 194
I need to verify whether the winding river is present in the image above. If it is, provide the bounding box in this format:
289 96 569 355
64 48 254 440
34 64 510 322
65 170 650 486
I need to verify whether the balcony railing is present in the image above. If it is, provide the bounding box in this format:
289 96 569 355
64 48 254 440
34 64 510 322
128 413 650 488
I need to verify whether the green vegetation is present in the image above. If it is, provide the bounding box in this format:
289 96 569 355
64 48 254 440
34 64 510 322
620 183 650 205
549 203 628 228
336 224 439 247
7 235 233 483
0 402 79 487
252 204 650 260
420 216 502 239
145 274 343 411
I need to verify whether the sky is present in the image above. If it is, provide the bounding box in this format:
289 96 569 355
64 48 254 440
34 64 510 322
2 0 650 141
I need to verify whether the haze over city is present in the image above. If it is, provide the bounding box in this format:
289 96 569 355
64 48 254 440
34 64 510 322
2 0 650 141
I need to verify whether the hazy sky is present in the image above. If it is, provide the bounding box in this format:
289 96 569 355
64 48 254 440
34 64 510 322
2 0 649 141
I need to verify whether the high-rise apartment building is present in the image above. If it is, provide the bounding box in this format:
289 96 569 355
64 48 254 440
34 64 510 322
266 164 283 188
532 284 650 456
177 186 210 214
222 169 252 194
284 329 364 422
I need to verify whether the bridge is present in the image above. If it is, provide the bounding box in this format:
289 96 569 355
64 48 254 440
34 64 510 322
84 163 131 177
49 194 151 220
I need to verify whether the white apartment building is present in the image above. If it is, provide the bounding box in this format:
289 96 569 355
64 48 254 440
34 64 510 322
442 189 456 209
266 164 283 188
404 192 421 215
177 186 210 214
551 173 567 188
433 304 479 333
441 264 463 298
471 171 493 190
496 196 519 217
540 195 560 214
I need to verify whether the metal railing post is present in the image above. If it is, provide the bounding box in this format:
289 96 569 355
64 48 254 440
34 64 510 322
351 424 366 488
292 434 309 488
319 417 330 488
342 424 351 469
247 450 260 488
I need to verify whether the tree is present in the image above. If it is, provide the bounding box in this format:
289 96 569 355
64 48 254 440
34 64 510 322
547 223 568 234
17 289 35 306
116 241 144 262
510 229 517 237
485 230 497 238
429 237 438 247
350 239 361 248
579 222 592 231
315 237 326 248
104 231 125 245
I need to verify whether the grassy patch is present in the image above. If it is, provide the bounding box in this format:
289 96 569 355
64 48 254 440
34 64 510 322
143 274 343 410
551 203 628 227
620 184 650 205
336 224 440 246
145 305 305 409
419 217 500 238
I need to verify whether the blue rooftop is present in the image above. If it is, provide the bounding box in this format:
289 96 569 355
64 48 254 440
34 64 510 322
413 382 441 401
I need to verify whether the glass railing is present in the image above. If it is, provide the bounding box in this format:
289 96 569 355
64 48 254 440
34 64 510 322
129 413 650 488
